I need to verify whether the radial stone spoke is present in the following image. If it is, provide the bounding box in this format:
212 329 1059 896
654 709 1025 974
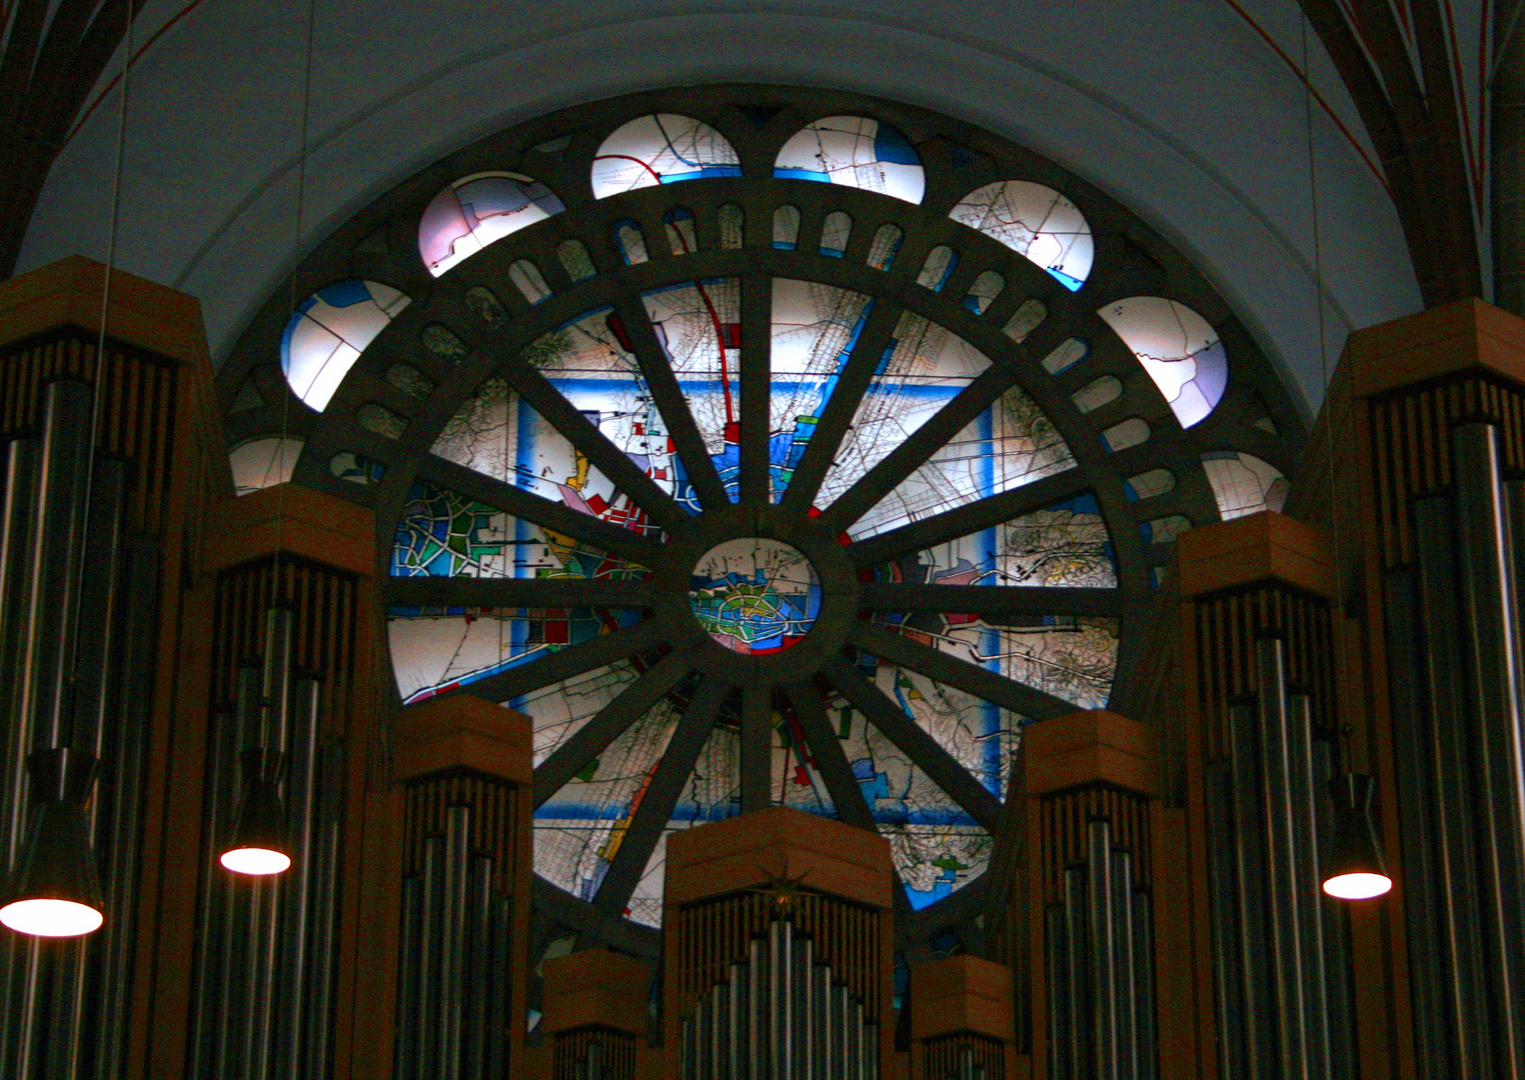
821 657 1003 831
816 364 1017 534
613 297 731 511
592 675 731 915
859 583 1121 619
385 576 653 610
847 468 1093 570
448 618 668 709
782 682 878 831
499 359 689 532
415 455 667 567
779 301 902 513
738 273 772 506
740 684 774 814
849 622 1075 721
533 650 695 807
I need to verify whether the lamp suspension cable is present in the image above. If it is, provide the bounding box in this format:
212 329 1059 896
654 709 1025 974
1299 12 1391 902
220 0 319 878
0 0 139 938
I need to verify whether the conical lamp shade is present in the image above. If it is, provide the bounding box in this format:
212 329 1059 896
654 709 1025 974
221 747 291 875
0 748 104 937
1324 772 1392 900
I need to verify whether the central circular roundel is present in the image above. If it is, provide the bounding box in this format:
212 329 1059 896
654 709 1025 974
687 538 821 654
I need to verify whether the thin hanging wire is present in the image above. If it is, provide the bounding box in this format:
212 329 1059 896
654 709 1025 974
63 0 136 747
1303 14 1347 758
269 0 318 612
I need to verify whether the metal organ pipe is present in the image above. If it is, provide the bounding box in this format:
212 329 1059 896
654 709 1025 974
1453 421 1525 1076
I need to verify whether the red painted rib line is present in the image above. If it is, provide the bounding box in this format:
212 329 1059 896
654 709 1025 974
1218 0 1392 193
63 0 213 148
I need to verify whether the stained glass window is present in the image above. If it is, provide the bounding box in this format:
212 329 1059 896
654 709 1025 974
775 116 926 203
1098 296 1228 428
223 89 1298 951
950 181 1093 291
591 114 741 198
418 172 564 277
282 280 410 411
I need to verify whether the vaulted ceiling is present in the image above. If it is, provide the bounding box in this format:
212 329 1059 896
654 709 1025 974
0 0 1502 418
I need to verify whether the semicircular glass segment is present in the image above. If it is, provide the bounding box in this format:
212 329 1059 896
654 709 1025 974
419 172 565 277
950 181 1094 291
1098 296 1228 428
282 280 410 411
774 116 925 204
591 114 741 198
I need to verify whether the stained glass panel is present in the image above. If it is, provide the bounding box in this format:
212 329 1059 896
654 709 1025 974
774 116 926 203
950 181 1093 291
281 280 410 411
418 172 564 277
1098 296 1228 428
591 114 741 198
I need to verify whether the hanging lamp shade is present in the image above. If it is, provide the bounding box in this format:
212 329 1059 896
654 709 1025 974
1323 772 1392 900
0 748 104 937
220 747 291 876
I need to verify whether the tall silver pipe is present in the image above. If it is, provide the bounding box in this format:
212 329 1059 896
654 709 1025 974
73 456 125 765
1203 766 1244 1079
259 607 293 752
1287 693 1332 1075
306 740 343 1076
1112 848 1137 1080
465 855 492 1078
93 536 158 1080
23 379 94 749
1414 494 1491 1076
1063 863 1087 1075
419 833 443 1078
1452 421 1525 1075
1255 636 1314 1078
1133 888 1156 1080
1227 697 1273 1078
397 875 421 1079
0 437 39 869
275 677 320 1076
1045 902 1068 1080
441 804 469 1077
1088 819 1118 1078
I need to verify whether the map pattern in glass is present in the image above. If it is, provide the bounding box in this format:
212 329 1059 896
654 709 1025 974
688 538 821 654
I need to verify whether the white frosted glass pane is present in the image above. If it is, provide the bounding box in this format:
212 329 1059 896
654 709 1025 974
819 211 852 257
614 222 649 265
1098 296 1228 428
767 279 874 501
509 260 553 304
1072 375 1122 414
848 383 1075 540
229 437 303 495
591 114 741 197
1102 417 1150 452
917 246 958 291
1202 451 1288 519
418 172 564 277
281 280 410 411
774 115 925 203
950 180 1093 290
963 271 1005 314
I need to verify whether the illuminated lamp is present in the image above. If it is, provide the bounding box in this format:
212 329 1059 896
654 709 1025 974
220 748 291 876
1323 773 1393 900
0 748 104 937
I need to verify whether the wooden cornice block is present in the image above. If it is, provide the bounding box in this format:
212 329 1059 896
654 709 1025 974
665 805 893 909
1023 709 1157 798
393 694 533 786
204 483 376 577
0 254 211 369
910 955 1015 1042
1174 510 1333 600
1343 296 1525 399
541 948 650 1036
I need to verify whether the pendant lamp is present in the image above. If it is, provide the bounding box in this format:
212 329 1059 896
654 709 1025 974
0 747 104 936
1323 772 1392 900
220 747 291 876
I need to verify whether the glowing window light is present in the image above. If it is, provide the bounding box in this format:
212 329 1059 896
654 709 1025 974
1201 451 1288 520
281 280 410 412
229 436 304 496
774 116 925 204
418 172 564 277
1097 297 1228 429
591 115 741 198
950 181 1093 291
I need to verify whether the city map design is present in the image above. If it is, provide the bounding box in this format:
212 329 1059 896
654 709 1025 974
687 539 821 654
